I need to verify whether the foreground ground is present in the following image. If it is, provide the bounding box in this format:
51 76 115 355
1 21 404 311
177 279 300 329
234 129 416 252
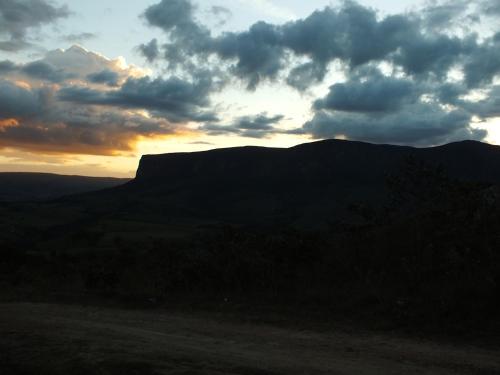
1 303 500 374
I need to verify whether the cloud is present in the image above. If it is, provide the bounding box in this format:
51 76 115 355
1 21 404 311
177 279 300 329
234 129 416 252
142 0 212 68
421 0 472 31
0 46 189 155
392 34 475 79
0 0 70 51
138 38 160 63
0 109 177 155
455 85 500 119
298 63 493 145
200 113 284 138
0 82 178 155
59 73 218 123
2 0 500 155
209 5 232 27
0 39 30 51
463 33 500 88
212 22 285 89
143 0 285 88
302 104 485 146
314 73 420 113
286 62 327 91
480 0 500 16
144 0 196 32
42 45 147 83
0 80 44 119
0 60 17 73
141 0 489 90
168 0 495 146
21 61 75 83
0 45 147 85
87 69 120 86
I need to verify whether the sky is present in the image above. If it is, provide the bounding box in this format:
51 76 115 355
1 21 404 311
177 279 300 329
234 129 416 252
0 0 499 177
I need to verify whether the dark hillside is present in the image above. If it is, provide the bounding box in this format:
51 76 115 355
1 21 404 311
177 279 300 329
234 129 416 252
0 173 130 202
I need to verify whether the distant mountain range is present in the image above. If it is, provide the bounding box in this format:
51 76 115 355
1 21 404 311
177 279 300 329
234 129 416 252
0 173 130 202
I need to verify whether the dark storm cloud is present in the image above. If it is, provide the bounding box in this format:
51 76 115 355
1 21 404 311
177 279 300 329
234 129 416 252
0 0 69 51
59 74 217 123
302 105 485 146
87 69 120 86
314 74 420 113
201 113 284 138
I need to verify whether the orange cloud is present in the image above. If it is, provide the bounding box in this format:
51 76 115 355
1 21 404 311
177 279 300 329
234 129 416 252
0 130 187 156
0 118 19 130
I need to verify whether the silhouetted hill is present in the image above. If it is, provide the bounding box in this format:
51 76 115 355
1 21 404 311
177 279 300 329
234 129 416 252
110 139 500 227
0 172 130 202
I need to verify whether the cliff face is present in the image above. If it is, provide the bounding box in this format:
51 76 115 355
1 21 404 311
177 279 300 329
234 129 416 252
126 139 500 226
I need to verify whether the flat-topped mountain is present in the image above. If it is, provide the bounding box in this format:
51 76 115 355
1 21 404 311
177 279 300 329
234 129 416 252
136 139 500 184
110 139 500 226
0 172 130 202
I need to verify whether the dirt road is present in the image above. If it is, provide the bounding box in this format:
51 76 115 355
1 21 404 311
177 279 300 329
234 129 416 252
1 303 499 374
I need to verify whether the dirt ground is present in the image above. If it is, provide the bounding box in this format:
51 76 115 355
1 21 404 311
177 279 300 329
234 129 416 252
1 302 499 374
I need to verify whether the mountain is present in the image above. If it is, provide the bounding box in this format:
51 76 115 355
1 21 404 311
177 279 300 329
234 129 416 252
106 139 500 227
0 173 130 202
